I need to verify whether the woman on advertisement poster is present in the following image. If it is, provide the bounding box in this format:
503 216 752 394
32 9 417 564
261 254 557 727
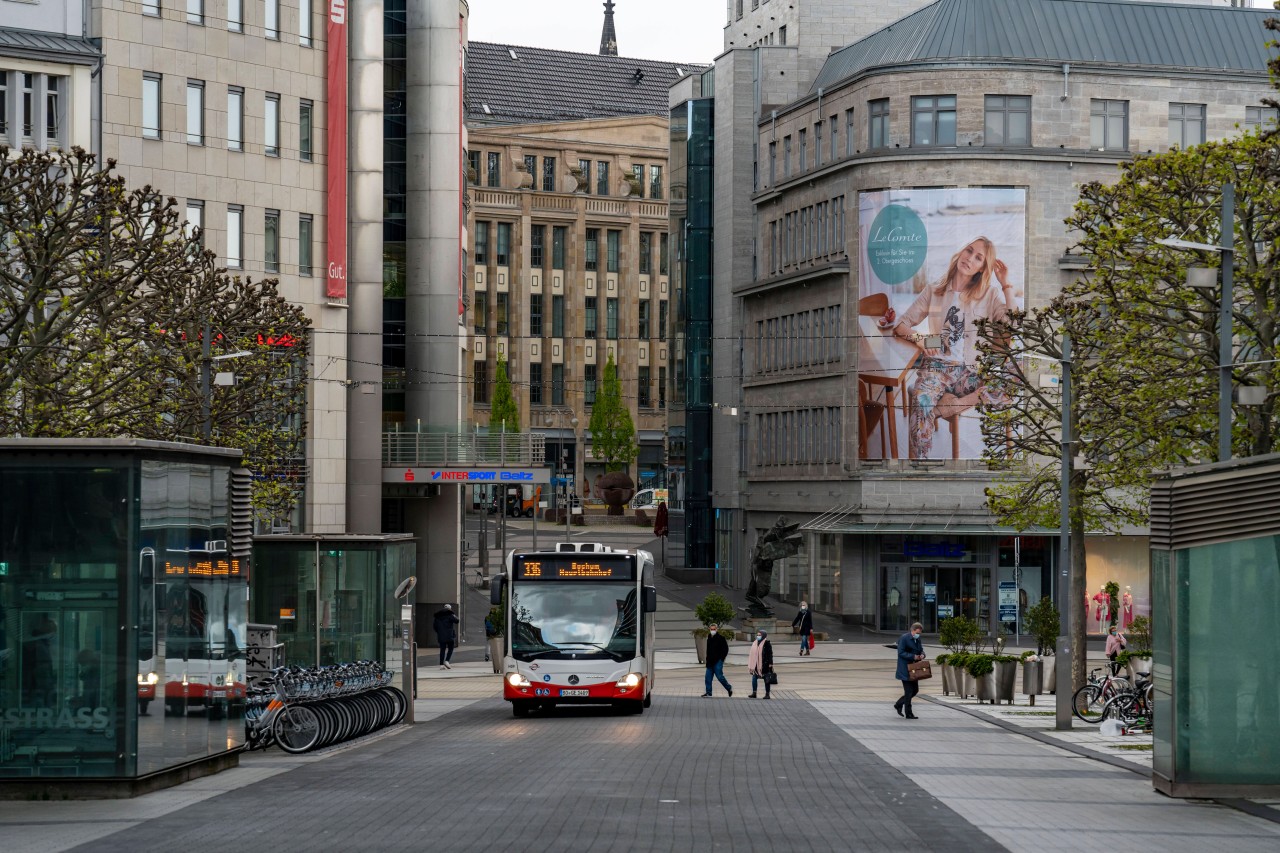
883 237 1017 458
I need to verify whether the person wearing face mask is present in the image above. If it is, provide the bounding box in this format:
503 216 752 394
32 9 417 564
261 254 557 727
701 624 733 698
894 622 926 719
747 630 774 699
791 602 814 656
1105 625 1127 676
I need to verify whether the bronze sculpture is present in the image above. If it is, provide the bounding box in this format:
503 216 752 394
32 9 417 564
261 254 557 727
744 517 803 617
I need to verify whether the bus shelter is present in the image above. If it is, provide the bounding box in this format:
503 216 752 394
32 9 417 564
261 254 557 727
0 439 249 796
1149 453 1280 798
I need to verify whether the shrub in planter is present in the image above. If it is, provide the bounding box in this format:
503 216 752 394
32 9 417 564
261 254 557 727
991 655 1020 703
1025 596 1061 657
948 652 973 698
965 654 995 678
694 592 735 629
935 653 953 695
1127 615 1152 655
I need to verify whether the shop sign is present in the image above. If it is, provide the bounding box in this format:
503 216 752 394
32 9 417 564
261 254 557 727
923 582 936 604
384 467 551 484
999 581 1018 622
326 0 348 299
904 542 967 560
937 604 954 618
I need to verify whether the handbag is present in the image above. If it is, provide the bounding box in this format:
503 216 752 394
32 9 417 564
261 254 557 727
764 671 779 686
907 659 932 681
808 634 815 650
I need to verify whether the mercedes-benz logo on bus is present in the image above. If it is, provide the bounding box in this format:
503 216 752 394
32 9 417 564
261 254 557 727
568 675 580 685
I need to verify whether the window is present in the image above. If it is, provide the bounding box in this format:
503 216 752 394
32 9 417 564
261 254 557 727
660 233 668 275
227 0 242 30
473 291 488 334
659 300 668 339
1090 99 1129 151
542 157 556 192
585 228 599 272
227 205 243 267
0 76 6 135
783 135 791 178
265 93 280 155
639 232 652 275
984 95 1031 147
638 300 650 339
1246 106 1279 128
911 95 956 146
529 362 543 404
299 214 313 276
185 200 203 244
186 80 204 145
606 298 618 340
491 222 509 266
530 294 544 336
299 100 314 161
551 295 565 338
813 122 822 167
474 221 489 265
584 364 597 405
299 0 312 46
632 164 645 197
1169 102 1206 149
523 154 537 186
778 25 787 45
585 296 598 337
649 164 663 199
265 0 279 39
831 114 839 161
551 363 565 405
187 0 203 25
142 74 161 139
21 74 32 139
768 141 777 184
869 99 889 149
496 292 509 335
798 128 807 171
606 230 620 273
487 152 500 187
474 360 489 404
578 158 591 193
596 160 610 195
45 78 62 146
552 226 566 269
468 150 481 185
227 87 243 150
264 209 280 273
658 366 666 409
638 366 651 407
144 0 159 16
530 225 545 268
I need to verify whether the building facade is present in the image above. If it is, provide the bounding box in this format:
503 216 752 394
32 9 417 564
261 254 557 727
0 0 97 152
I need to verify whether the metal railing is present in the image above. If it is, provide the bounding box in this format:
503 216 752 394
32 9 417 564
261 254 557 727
382 431 547 466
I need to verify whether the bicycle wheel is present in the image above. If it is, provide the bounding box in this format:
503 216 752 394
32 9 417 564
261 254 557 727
1072 684 1107 723
273 705 323 753
1101 693 1140 725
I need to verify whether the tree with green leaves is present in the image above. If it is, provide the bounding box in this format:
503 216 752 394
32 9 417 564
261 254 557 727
490 354 519 434
0 147 311 525
588 352 638 473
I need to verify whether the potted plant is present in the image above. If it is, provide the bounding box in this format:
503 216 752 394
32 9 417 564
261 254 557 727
691 592 736 664
940 614 981 698
935 652 953 695
948 652 972 699
485 605 505 674
1025 596 1061 694
967 654 997 703
991 654 1020 703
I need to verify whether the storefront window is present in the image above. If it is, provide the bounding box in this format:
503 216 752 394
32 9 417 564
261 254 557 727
996 535 1052 639
1084 535 1149 634
878 536 994 634
816 534 841 613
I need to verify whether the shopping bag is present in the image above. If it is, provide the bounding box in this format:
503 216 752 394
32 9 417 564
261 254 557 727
808 633 815 650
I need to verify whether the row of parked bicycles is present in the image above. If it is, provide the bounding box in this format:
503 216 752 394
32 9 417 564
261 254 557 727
1071 666 1154 729
245 661 407 754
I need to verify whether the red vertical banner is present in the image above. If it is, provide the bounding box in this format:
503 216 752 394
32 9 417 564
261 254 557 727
326 0 349 299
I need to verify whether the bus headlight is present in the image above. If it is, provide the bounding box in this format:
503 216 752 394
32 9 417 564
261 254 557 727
507 672 532 689
137 672 159 686
615 673 641 689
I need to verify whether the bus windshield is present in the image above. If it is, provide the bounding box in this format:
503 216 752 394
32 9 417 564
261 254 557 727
510 582 638 662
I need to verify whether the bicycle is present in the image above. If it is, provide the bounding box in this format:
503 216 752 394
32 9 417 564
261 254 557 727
245 661 407 754
1100 673 1154 729
1072 667 1131 723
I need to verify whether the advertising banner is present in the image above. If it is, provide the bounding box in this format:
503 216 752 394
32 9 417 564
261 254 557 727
857 188 1026 460
325 0 348 299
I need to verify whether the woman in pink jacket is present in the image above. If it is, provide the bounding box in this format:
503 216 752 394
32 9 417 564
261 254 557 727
1105 625 1127 676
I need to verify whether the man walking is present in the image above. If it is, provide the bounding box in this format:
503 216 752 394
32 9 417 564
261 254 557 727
894 621 925 719
702 623 733 698
433 603 459 670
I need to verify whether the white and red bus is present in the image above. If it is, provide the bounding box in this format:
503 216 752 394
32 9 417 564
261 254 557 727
491 544 657 717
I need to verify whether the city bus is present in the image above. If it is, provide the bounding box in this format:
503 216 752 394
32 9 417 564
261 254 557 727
490 544 657 717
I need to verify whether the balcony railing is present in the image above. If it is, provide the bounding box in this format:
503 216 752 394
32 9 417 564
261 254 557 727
383 431 547 467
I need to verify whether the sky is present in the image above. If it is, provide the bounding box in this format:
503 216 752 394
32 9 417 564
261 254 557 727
467 0 725 65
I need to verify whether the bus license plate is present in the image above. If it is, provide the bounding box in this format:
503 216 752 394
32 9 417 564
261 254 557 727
559 689 589 697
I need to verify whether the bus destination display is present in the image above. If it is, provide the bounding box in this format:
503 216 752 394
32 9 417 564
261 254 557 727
513 556 635 581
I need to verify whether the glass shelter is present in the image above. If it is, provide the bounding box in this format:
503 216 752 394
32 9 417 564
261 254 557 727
0 439 249 794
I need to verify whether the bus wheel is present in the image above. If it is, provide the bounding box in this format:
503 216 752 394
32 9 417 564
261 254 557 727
207 702 225 721
164 699 183 717
137 700 151 716
512 701 531 718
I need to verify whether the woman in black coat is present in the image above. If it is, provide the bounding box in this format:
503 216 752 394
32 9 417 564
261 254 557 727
748 630 774 699
433 604 459 669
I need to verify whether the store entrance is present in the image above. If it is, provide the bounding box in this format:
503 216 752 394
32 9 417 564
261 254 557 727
909 566 979 633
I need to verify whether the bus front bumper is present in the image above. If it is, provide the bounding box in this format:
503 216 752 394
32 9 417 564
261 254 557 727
503 674 645 703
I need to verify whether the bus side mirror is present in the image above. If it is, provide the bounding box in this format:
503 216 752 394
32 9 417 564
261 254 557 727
490 575 505 606
643 586 658 613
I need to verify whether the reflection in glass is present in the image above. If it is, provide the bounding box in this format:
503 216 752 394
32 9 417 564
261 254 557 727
510 583 638 662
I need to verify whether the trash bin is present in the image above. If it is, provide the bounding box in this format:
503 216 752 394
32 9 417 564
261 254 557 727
1022 661 1043 695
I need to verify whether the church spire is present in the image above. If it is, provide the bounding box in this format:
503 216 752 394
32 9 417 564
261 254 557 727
600 0 618 56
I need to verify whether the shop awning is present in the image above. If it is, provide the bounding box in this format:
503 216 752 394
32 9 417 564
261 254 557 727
800 504 1056 536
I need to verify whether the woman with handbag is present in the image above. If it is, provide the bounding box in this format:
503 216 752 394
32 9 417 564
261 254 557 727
894 621 926 719
747 630 775 699
792 602 814 656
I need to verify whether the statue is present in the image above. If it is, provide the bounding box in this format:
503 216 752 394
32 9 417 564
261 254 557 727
744 517 803 618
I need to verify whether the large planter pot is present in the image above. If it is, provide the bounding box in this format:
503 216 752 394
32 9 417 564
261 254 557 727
1022 661 1044 695
950 664 971 698
1044 655 1056 694
993 660 1017 703
694 634 707 665
488 637 504 674
975 672 999 703
939 662 953 695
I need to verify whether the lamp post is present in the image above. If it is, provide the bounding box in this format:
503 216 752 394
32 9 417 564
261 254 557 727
1157 182 1235 462
198 317 252 442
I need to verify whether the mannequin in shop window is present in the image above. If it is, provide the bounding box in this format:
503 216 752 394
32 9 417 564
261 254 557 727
1091 585 1110 631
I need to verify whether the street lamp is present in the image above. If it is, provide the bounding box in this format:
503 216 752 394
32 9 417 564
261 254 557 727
200 336 253 442
1157 182 1235 462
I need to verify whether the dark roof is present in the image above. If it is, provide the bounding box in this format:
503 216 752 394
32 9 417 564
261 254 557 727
0 27 100 65
466 41 703 125
811 0 1278 93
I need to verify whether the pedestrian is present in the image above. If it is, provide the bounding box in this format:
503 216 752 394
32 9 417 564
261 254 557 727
792 601 813 656
1105 625 1127 676
701 623 733 698
894 621 925 719
433 603 459 670
747 629 774 699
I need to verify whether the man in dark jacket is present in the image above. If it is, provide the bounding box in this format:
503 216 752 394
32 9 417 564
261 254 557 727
702 623 733 698
894 621 925 719
433 604 459 670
